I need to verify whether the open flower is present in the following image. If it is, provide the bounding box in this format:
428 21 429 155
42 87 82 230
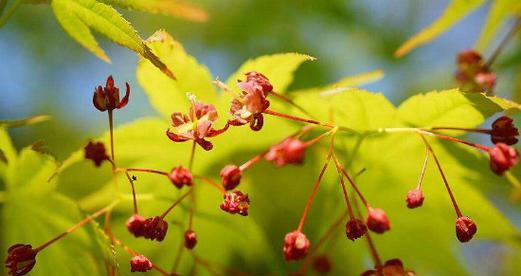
93 75 130 112
166 95 228 151
455 49 495 94
228 71 272 131
220 191 250 216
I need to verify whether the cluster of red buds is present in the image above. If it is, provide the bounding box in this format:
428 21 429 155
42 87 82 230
6 72 520 276
455 49 496 94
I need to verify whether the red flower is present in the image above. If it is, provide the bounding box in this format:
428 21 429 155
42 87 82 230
283 231 310 261
229 71 272 131
93 75 130 112
345 218 367 241
220 165 242 190
220 191 250 216
491 116 518 145
405 189 424 209
361 259 416 276
84 141 109 167
455 49 495 94
489 143 519 175
166 96 228 151
366 208 390 234
130 255 153 272
265 138 306 167
184 230 197 249
5 244 37 276
126 214 146 238
457 49 482 65
474 72 496 91
168 166 193 188
142 216 168 241
312 255 332 274
455 216 477 243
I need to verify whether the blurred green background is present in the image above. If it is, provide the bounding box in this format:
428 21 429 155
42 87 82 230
2 1 521 276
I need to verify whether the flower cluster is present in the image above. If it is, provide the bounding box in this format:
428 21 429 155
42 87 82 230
455 49 496 94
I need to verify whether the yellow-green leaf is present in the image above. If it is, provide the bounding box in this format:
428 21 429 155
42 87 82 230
137 30 216 120
225 53 316 94
51 0 174 78
476 0 521 51
99 0 208 22
395 0 485 57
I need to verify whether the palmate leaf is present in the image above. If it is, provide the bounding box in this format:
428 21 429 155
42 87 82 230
99 0 209 22
50 0 174 78
0 130 112 276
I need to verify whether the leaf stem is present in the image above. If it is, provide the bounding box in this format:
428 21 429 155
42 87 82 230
159 190 192 219
416 147 429 190
108 110 116 165
124 171 139 214
332 154 370 209
193 175 226 194
125 167 169 176
263 109 355 133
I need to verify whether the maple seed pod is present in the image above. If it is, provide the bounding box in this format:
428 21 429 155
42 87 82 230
5 244 37 276
142 216 169 242
345 218 367 241
283 231 310 261
220 191 250 216
84 141 110 167
489 143 519 175
126 214 146 238
220 165 242 190
168 166 193 189
491 116 519 145
184 230 198 249
130 255 153 272
265 138 306 167
312 255 332 274
455 216 477 243
365 207 391 234
92 75 130 112
406 189 425 209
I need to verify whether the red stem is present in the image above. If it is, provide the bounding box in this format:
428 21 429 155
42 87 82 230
303 129 335 148
108 110 115 164
296 137 334 232
124 171 139 214
239 150 269 171
332 154 370 209
351 189 382 268
126 168 168 176
264 109 334 128
420 135 463 217
194 175 226 194
416 147 429 190
420 130 491 152
35 201 119 252
268 91 313 118
431 127 491 134
160 190 192 219
334 159 355 219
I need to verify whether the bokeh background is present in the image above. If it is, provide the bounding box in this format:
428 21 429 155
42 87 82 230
2 1 521 275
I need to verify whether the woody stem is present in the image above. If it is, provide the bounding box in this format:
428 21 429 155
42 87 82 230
297 136 334 232
34 201 119 252
419 135 463 217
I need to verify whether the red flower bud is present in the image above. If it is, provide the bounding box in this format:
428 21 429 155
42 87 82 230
475 72 496 91
366 208 390 234
345 218 367 241
220 165 242 190
5 244 37 276
361 258 416 276
457 49 482 65
489 143 519 175
265 138 306 167
312 255 332 274
126 214 146 238
455 216 477 243
184 230 197 249
406 189 424 209
491 116 519 145
220 191 250 216
84 141 109 167
93 75 130 112
142 216 168 241
130 255 152 272
283 231 310 261
168 166 193 189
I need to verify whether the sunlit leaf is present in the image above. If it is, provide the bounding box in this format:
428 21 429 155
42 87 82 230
395 0 485 57
99 0 209 22
475 0 521 51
